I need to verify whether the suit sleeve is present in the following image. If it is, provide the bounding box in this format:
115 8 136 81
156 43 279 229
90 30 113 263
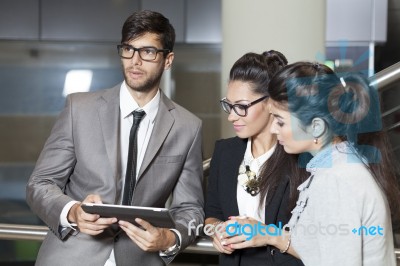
26 95 78 239
168 119 205 250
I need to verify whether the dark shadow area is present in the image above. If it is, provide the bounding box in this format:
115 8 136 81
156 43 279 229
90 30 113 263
172 253 219 265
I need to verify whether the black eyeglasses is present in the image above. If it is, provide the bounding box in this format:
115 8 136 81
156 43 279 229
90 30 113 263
220 95 268 117
117 44 170 61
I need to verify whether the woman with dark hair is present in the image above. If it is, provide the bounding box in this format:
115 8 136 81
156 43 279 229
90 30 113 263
204 51 306 266
231 61 398 265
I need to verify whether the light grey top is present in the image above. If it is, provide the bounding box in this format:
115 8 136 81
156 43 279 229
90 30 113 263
288 141 395 266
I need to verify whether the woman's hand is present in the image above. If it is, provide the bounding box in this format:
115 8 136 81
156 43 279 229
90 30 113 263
212 221 236 254
209 216 298 257
221 216 277 249
205 218 235 254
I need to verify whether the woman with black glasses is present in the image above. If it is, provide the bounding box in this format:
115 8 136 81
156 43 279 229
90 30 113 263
204 51 307 266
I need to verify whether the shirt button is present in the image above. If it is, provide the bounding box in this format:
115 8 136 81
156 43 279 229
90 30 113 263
270 248 276 256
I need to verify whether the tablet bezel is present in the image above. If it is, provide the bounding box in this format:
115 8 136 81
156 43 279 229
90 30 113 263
81 203 176 228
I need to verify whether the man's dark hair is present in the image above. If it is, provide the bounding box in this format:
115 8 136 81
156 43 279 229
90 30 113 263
121 10 175 57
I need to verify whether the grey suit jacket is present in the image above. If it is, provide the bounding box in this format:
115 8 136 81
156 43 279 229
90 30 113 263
26 84 204 266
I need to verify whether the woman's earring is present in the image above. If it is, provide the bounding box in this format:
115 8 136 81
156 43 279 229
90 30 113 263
314 138 318 144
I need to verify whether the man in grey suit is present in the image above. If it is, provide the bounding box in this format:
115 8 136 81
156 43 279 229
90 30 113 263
26 10 204 266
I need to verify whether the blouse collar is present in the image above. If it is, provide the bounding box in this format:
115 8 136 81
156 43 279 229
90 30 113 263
306 141 354 175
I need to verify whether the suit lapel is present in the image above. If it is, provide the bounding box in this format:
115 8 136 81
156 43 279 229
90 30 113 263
137 92 175 179
98 85 120 178
225 138 247 217
264 176 289 225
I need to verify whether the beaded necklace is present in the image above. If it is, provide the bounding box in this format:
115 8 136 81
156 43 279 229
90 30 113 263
238 140 276 197
238 152 262 196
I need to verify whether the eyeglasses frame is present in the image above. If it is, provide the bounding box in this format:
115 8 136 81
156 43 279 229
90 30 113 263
117 44 170 61
220 95 269 117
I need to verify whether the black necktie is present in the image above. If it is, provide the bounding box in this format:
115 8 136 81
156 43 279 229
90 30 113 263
122 110 146 205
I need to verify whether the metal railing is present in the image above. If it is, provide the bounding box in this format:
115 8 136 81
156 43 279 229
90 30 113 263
370 61 400 132
369 61 400 93
0 223 217 254
1 61 400 260
1 223 399 258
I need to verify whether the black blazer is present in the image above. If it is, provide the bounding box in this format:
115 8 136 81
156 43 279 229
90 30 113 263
205 137 304 266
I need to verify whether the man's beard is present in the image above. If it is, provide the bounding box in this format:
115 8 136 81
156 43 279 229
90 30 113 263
124 68 164 93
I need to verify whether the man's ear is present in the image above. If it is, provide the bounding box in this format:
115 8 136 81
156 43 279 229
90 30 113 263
164 52 174 70
311 117 326 139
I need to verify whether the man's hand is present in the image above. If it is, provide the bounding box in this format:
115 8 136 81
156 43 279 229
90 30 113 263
68 194 117 235
118 218 176 252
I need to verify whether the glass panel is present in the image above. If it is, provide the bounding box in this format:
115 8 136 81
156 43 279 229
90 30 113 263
0 42 123 232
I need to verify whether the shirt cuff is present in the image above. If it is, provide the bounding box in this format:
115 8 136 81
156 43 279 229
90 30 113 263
60 200 79 229
169 229 182 247
159 229 181 257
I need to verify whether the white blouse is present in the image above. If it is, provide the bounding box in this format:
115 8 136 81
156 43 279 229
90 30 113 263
236 139 276 223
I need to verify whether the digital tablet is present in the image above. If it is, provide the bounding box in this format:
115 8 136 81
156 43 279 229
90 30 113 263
81 203 175 228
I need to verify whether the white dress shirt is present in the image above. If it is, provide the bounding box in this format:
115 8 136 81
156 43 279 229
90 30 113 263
60 83 180 265
118 82 160 201
105 81 160 266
